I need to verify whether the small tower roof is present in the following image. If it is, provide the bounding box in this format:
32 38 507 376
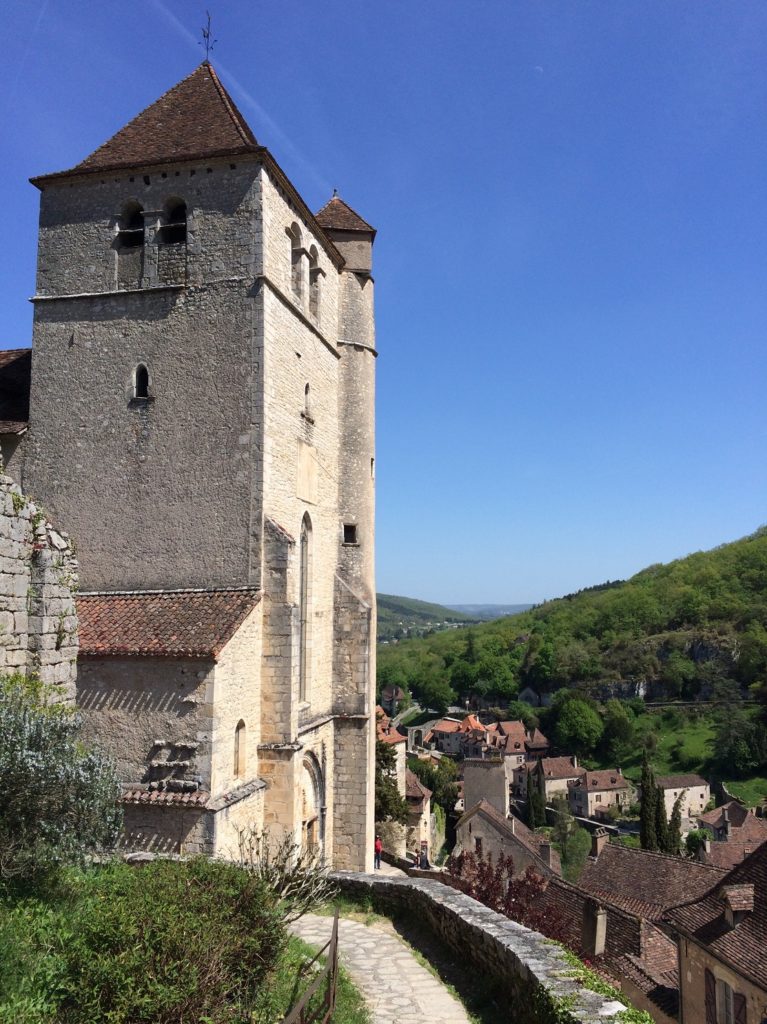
32 63 259 184
315 195 376 237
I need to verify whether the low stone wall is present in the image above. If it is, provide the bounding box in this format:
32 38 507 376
331 872 627 1024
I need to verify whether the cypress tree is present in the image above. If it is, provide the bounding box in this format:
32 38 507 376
525 769 540 828
640 750 658 851
654 782 670 853
666 794 683 856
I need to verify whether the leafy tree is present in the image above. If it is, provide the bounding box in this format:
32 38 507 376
551 798 591 881
601 699 635 759
0 673 121 882
553 698 604 757
685 828 709 858
408 755 458 815
639 751 658 851
374 740 408 825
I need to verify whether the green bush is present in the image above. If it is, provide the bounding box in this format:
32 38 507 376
1 859 286 1024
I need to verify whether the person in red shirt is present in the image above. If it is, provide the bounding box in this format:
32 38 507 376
374 835 382 870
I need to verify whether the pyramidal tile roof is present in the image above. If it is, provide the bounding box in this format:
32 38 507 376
33 63 259 182
315 195 376 235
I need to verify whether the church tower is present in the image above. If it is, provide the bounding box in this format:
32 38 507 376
23 64 377 870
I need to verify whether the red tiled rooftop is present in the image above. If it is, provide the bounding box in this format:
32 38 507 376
77 588 261 659
315 195 375 235
540 756 584 780
569 769 631 792
32 63 259 183
656 773 708 790
121 788 209 807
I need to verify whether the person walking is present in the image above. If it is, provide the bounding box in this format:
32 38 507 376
374 835 382 870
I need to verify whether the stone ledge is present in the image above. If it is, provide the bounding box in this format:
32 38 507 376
329 871 627 1024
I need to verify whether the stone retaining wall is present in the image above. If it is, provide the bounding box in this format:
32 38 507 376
331 871 627 1024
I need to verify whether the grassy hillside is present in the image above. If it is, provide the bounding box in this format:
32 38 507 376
377 593 478 642
378 527 767 709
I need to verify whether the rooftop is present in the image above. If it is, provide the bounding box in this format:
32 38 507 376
0 348 31 430
458 799 562 875
77 587 261 659
569 770 631 793
665 841 767 990
315 195 376 236
656 773 708 790
539 756 584 780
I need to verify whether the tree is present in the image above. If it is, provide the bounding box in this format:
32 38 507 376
0 673 121 882
685 828 709 859
601 699 635 759
551 797 591 882
374 740 408 825
639 751 658 851
666 794 683 856
553 698 604 757
654 781 670 854
525 770 545 829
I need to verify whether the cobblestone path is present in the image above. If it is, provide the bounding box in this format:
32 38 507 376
289 913 471 1024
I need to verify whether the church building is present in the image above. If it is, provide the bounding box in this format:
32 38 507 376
6 63 377 870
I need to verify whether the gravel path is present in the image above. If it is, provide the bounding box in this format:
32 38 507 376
289 913 471 1024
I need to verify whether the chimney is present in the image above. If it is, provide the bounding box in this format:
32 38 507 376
572 755 578 769
582 898 607 958
539 842 554 868
617 766 622 776
724 806 732 838
591 827 609 859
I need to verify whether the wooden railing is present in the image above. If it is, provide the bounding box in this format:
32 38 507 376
283 909 339 1024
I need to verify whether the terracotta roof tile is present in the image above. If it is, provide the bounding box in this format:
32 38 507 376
458 800 562 875
569 770 631 793
406 768 432 802
376 707 406 745
539 756 584 780
0 348 31 426
700 839 767 870
656 773 708 790
665 842 767 989
32 63 259 183
580 843 726 922
315 195 375 235
121 788 209 807
77 588 260 659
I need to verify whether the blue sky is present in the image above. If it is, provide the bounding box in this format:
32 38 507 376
2 2 765 604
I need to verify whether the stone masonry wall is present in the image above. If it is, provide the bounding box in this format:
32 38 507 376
0 469 78 698
332 873 627 1024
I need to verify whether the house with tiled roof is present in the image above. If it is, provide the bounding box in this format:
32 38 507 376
534 755 585 802
694 800 767 870
665 840 767 1024
655 773 711 822
568 768 633 820
405 768 432 854
11 62 379 868
456 798 561 878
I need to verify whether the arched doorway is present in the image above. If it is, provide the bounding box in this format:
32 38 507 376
300 753 325 862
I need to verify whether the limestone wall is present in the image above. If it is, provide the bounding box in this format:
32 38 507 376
332 873 627 1024
0 471 78 698
678 937 766 1024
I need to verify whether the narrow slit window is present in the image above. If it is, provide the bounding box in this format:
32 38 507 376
308 245 320 319
234 720 246 778
134 364 149 399
288 223 303 298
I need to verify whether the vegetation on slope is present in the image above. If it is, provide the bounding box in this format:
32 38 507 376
377 593 478 642
378 527 767 711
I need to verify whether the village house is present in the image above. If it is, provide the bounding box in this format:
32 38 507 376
374 706 407 858
405 768 432 856
665 841 767 1024
656 773 711 822
455 798 561 877
534 755 585 803
9 62 378 868
427 718 464 755
695 800 767 870
568 768 633 821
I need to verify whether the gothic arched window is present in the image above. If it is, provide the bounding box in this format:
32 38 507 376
308 245 320 320
299 513 312 702
288 223 303 299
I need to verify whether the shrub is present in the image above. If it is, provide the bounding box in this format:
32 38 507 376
54 859 285 1024
0 674 120 883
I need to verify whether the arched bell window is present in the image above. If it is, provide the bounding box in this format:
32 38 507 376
288 222 304 299
117 201 144 249
299 513 312 702
308 245 320 319
159 198 187 244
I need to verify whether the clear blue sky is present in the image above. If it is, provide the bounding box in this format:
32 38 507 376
2 2 765 604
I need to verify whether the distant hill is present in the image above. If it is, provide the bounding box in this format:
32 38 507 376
446 603 533 620
378 527 767 708
377 594 478 642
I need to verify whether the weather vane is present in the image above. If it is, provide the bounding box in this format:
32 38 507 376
200 11 217 61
